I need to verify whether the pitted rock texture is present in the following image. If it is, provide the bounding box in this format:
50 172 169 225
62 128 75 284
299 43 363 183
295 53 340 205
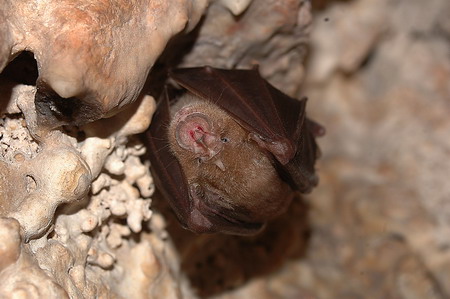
0 85 160 297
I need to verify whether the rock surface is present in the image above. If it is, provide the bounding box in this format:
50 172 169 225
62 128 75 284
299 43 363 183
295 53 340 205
1 0 449 298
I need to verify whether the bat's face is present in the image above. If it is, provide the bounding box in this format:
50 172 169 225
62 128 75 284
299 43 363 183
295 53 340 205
145 66 322 235
168 96 294 232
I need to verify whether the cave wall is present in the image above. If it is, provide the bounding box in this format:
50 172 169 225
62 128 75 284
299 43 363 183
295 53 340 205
1 0 449 298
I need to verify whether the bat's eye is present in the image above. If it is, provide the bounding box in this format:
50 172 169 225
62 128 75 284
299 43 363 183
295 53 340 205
221 137 230 143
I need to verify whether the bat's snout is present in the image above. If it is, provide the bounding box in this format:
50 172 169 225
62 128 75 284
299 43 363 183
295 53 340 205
175 112 223 160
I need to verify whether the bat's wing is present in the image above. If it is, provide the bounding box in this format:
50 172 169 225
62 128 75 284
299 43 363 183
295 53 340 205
145 90 265 234
144 90 192 224
170 66 322 193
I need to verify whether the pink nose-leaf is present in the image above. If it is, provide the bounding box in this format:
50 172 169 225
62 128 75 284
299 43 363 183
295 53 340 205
175 113 223 159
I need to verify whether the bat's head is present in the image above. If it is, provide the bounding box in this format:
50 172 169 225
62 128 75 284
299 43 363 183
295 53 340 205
168 96 294 234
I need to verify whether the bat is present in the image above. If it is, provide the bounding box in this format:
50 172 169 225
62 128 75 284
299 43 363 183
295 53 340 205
145 66 324 235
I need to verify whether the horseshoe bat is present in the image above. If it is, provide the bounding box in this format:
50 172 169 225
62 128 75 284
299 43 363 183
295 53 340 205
145 66 324 235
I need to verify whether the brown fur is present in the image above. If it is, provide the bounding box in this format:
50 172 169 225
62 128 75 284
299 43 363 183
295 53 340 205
168 95 293 222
